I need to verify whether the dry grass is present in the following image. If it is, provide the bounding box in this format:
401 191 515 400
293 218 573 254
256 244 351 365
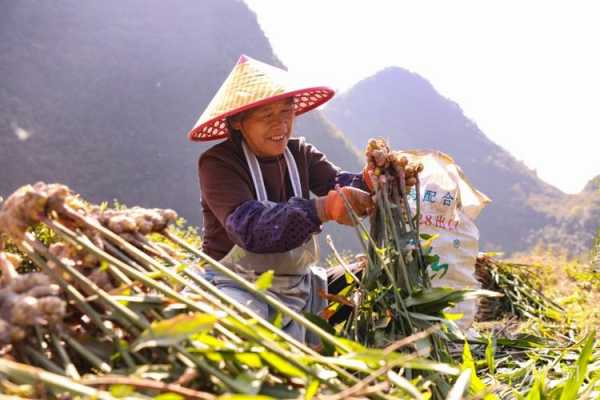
509 243 600 331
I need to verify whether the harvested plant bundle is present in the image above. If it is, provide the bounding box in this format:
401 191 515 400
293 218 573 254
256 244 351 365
327 140 499 398
339 140 483 344
0 181 466 399
475 254 564 322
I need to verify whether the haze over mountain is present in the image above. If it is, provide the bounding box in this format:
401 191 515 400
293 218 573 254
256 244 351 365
324 67 600 254
1 1 596 257
0 0 362 256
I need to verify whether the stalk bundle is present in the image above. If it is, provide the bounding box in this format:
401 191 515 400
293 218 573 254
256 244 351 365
322 140 501 398
1 180 597 399
334 141 492 347
0 182 465 399
475 254 564 322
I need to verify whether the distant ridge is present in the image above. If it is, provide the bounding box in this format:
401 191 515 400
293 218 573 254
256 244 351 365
324 67 600 254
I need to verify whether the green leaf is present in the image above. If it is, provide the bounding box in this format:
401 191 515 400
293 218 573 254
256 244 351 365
544 307 563 321
223 316 259 338
231 368 269 396
446 369 471 400
302 313 336 356
525 370 544 400
335 337 367 353
132 313 217 351
320 356 369 372
485 336 496 375
110 384 135 397
405 287 457 306
387 370 423 399
205 351 223 363
324 348 458 376
460 340 497 399
259 384 300 399
442 312 464 321
420 233 439 250
255 270 274 291
494 334 547 349
217 395 274 400
153 394 184 400
304 378 320 400
191 333 236 352
424 254 440 267
260 351 306 378
248 324 279 343
402 359 460 376
234 353 263 369
313 364 337 381
413 338 432 358
344 272 353 285
99 260 110 272
405 287 501 314
272 311 283 329
559 330 596 400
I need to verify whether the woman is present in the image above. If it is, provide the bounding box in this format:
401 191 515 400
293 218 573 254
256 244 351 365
187 55 410 344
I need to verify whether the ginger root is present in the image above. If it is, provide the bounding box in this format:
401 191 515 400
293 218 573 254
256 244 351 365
0 182 72 240
365 139 423 189
99 207 177 235
48 242 114 292
0 255 66 345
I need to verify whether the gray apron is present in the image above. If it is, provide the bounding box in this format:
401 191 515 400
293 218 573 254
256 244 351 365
199 141 328 345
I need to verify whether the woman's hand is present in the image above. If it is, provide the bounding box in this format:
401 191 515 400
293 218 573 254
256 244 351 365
314 187 374 226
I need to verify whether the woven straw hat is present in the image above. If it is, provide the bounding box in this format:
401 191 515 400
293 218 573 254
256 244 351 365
187 55 335 141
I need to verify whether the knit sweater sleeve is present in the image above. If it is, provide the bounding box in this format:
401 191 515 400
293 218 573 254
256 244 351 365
303 140 369 194
199 149 322 254
224 198 322 253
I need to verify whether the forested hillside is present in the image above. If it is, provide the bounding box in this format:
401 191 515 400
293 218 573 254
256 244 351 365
0 0 362 254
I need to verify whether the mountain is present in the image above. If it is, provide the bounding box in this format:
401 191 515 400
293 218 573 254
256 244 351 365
323 67 600 255
0 0 362 256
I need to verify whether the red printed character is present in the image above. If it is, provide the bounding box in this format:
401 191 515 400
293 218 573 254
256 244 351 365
423 214 433 226
446 218 459 231
434 215 446 228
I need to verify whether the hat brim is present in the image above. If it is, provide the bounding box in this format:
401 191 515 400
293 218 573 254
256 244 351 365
187 86 334 142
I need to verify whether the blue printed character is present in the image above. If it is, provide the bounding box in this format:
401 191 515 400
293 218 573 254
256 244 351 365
442 192 454 206
423 190 437 203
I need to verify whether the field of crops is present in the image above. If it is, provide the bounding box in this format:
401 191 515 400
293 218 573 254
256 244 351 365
0 181 598 400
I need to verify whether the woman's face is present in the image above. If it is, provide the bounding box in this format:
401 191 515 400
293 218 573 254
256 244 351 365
232 97 295 157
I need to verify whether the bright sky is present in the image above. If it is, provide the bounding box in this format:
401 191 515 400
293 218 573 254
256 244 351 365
244 0 599 194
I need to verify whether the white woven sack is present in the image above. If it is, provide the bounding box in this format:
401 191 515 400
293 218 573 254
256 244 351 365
401 150 491 329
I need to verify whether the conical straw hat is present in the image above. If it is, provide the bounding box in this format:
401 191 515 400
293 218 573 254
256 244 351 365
188 55 335 141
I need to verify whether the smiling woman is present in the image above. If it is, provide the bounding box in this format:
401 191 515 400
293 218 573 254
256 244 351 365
184 55 381 345
229 97 295 158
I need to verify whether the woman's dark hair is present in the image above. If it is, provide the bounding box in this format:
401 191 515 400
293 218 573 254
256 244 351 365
225 114 244 143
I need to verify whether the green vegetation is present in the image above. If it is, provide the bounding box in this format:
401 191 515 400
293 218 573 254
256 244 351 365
1 183 598 399
470 249 600 399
